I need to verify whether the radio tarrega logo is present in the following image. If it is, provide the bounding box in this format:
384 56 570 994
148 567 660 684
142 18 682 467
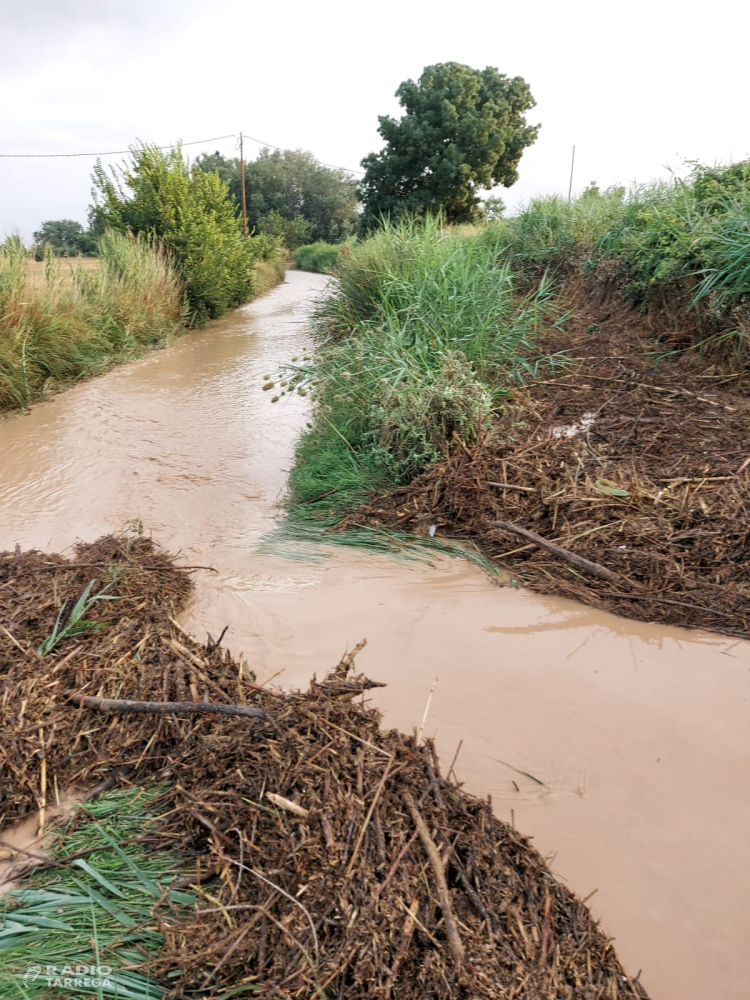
18 964 114 990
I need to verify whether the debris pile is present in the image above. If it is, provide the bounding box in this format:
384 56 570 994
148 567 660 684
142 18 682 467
1 535 649 998
349 302 750 637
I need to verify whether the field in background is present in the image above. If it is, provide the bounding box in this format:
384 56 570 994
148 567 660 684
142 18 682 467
23 256 99 286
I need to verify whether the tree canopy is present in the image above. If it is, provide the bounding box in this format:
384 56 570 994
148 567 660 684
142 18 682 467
358 62 539 228
32 219 97 256
195 147 358 244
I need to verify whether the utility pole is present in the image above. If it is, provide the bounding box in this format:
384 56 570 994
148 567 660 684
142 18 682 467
239 131 248 237
567 144 576 202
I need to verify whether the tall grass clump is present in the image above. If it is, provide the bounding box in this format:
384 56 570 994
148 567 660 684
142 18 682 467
494 191 627 276
289 217 560 518
0 232 183 412
0 786 194 1000
497 162 750 353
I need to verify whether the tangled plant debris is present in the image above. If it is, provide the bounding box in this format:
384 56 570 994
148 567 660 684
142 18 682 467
348 298 750 638
1 535 649 998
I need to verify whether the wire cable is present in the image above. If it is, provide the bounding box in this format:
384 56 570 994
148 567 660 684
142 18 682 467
0 130 365 175
241 131 364 175
0 133 238 158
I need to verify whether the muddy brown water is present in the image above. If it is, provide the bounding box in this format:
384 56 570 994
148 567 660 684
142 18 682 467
1 270 748 1000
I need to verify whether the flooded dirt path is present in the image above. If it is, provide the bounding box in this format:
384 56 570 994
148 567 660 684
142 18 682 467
1 271 748 1000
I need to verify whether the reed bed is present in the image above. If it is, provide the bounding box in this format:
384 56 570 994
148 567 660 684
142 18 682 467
289 218 564 518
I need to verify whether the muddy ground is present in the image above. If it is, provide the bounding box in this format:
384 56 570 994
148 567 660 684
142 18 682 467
351 296 750 638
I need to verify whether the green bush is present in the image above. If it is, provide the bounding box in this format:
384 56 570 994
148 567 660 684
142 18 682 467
258 210 312 250
495 164 750 341
293 241 343 274
90 144 281 325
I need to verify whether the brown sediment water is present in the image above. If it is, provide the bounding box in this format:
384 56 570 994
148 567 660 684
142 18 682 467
0 790 82 893
0 270 748 1000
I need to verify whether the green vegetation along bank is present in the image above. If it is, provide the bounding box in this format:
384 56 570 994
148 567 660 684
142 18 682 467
288 163 750 637
1 143 286 414
0 233 184 412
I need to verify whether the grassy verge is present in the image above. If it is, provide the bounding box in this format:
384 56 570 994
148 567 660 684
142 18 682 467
288 165 750 527
493 160 750 356
0 786 193 1000
0 235 287 415
288 217 563 522
0 233 184 413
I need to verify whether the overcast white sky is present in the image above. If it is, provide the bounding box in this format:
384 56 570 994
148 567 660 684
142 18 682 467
1 0 748 239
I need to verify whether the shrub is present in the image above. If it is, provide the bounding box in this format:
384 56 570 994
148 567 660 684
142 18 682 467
293 242 343 274
90 144 281 325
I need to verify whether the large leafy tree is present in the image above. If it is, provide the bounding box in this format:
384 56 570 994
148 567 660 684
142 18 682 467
32 219 97 256
359 63 539 228
195 148 358 244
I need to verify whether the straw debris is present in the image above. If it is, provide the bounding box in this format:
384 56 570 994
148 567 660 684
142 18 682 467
1 534 649 998
349 301 750 637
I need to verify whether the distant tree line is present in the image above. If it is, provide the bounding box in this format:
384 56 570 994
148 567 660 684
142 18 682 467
194 147 359 248
33 61 542 266
32 219 98 258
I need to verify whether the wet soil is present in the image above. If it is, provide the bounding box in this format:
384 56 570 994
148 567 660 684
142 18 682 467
352 297 750 637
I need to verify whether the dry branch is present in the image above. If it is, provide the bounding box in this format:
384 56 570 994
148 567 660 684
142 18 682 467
493 519 628 586
403 791 465 970
66 692 266 720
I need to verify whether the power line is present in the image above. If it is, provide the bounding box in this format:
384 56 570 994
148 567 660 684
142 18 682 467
241 130 364 175
0 133 237 158
0 130 366 175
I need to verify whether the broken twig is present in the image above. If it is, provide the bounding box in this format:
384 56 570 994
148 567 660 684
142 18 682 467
493 519 628 586
403 791 465 970
66 692 265 720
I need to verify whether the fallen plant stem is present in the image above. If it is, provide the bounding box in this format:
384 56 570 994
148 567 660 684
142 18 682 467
66 692 266 720
492 518 629 587
403 791 465 970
